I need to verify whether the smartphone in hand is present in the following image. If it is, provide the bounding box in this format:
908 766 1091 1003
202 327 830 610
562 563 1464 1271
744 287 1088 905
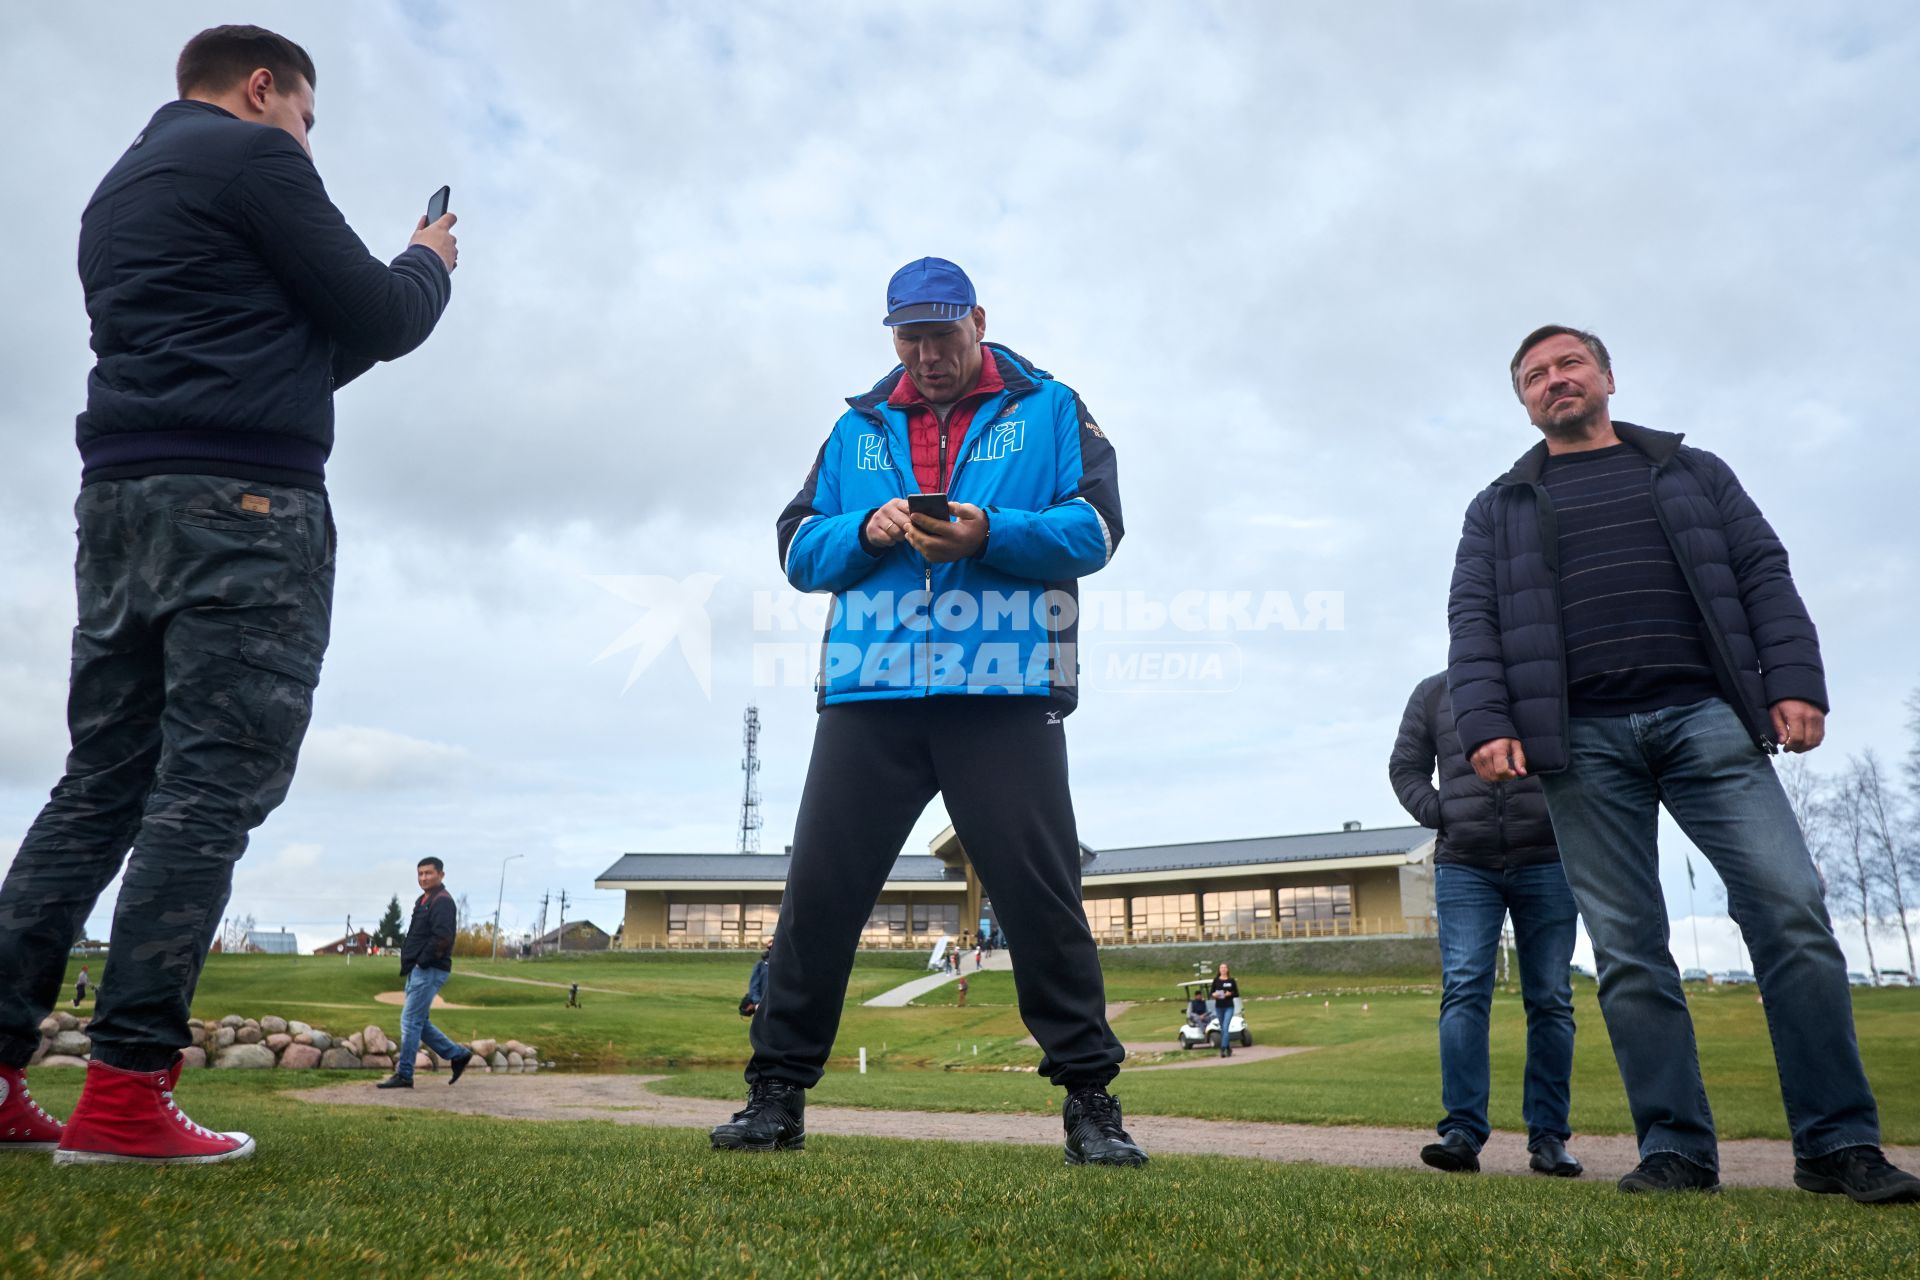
426 185 451 222
907 492 952 521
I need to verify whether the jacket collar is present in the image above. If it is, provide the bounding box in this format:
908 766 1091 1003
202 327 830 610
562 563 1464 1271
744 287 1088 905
1495 420 1683 485
848 342 1047 416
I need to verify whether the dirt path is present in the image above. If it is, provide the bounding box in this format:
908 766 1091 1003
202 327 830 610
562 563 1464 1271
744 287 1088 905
295 1073 1916 1190
454 973 633 996
373 991 473 1009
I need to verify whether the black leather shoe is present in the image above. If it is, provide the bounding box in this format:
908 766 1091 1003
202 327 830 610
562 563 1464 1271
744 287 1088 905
1063 1086 1149 1166
1794 1145 1920 1204
448 1050 473 1085
1618 1152 1720 1194
710 1081 806 1152
1420 1130 1480 1173
374 1074 413 1090
1529 1137 1584 1177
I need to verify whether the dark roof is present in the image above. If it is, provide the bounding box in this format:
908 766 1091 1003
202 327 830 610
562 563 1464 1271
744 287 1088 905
1081 825 1433 876
597 852 962 885
533 920 609 944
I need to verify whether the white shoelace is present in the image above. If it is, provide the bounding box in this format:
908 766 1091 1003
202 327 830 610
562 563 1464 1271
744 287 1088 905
161 1090 217 1140
18 1084 56 1125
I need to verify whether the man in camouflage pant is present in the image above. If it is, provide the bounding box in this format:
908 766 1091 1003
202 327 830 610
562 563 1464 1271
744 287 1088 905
0 25 454 1164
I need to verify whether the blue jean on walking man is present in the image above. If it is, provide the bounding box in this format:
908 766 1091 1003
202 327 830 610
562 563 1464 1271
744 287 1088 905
1538 698 1880 1171
396 966 462 1079
1434 861 1579 1152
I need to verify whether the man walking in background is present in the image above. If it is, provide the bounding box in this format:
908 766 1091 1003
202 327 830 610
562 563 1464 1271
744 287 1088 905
1390 671 1582 1177
379 858 474 1089
0 24 456 1163
712 257 1145 1167
1446 325 1916 1203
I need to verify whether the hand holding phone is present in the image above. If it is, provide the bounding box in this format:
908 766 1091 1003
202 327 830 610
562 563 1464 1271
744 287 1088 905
907 491 952 521
410 185 458 272
427 184 451 223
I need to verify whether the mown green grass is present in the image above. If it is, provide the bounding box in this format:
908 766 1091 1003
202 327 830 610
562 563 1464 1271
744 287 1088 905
3 1072 1914 1279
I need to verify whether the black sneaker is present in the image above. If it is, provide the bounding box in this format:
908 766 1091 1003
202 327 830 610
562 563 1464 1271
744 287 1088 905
1794 1145 1920 1205
374 1074 413 1090
1062 1086 1149 1167
448 1050 474 1085
1420 1130 1481 1173
1618 1152 1720 1194
710 1081 806 1152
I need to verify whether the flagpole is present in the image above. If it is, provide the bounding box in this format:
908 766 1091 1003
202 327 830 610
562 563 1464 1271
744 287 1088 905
1686 856 1702 971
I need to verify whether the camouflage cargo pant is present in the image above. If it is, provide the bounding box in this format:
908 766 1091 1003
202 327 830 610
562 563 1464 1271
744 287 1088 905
0 476 333 1071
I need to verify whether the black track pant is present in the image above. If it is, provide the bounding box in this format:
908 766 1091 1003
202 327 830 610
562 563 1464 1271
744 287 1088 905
747 697 1124 1089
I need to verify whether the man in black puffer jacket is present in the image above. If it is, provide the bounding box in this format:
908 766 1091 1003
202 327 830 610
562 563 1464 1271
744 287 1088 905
1390 672 1582 1179
1446 325 1916 1205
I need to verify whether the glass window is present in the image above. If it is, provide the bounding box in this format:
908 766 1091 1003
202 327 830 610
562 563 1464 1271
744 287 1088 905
1083 898 1127 941
1130 894 1196 938
1202 890 1272 935
861 904 907 947
1274 884 1352 931
910 903 960 939
740 902 781 938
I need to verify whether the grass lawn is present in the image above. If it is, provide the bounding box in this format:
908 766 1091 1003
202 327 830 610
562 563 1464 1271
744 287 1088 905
3 1072 1916 1279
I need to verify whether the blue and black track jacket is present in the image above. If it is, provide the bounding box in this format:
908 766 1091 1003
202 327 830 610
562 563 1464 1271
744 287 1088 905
776 344 1123 711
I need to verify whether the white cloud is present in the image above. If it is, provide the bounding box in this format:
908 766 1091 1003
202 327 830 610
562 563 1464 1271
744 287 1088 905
300 726 472 792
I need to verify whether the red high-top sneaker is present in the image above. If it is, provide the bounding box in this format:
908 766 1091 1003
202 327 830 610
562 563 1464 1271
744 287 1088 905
0 1063 65 1152
54 1056 255 1165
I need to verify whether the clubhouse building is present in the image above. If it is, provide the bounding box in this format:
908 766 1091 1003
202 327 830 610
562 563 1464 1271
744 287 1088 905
595 822 1436 950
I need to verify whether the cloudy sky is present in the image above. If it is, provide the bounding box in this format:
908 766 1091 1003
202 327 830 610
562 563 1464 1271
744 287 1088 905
2 2 1915 970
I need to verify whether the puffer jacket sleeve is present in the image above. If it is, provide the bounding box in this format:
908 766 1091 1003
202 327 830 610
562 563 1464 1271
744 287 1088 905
777 423 887 594
1389 678 1443 829
1447 490 1518 757
1695 450 1828 712
978 392 1121 581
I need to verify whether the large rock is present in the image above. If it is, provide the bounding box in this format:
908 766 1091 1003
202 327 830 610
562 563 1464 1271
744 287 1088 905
36 1054 88 1068
28 1038 50 1066
489 1051 509 1070
506 1051 524 1069
279 1044 322 1070
504 1040 529 1058
265 1033 292 1052
51 1030 92 1057
39 1015 62 1035
344 1032 365 1056
179 1046 207 1069
215 1043 276 1070
220 1014 245 1029
362 1025 391 1055
259 1015 288 1036
308 1031 333 1052
188 1023 208 1047
53 1012 79 1032
469 1038 497 1060
235 1026 264 1045
287 1020 311 1038
319 1048 362 1070
215 1026 236 1048
361 1054 394 1071
415 1051 433 1071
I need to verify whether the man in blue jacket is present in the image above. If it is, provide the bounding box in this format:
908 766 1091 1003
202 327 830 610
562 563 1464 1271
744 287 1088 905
711 258 1146 1167
0 25 455 1164
1446 325 1916 1203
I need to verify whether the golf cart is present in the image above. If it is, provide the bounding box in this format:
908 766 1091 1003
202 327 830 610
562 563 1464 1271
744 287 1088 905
1175 980 1251 1050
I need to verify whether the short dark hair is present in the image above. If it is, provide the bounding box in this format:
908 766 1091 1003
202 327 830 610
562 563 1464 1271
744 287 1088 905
176 25 316 99
1510 325 1611 397
417 857 444 873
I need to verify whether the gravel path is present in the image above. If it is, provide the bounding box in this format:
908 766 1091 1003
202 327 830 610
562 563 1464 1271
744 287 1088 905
295 1073 1918 1189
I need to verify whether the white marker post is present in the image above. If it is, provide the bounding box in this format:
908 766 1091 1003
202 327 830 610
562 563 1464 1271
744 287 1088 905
859 1047 867 1075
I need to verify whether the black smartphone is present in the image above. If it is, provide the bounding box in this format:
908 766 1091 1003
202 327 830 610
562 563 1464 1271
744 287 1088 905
907 492 952 520
426 185 451 223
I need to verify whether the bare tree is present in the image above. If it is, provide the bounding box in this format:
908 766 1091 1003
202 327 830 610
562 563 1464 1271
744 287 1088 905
1853 750 1917 981
1825 770 1882 982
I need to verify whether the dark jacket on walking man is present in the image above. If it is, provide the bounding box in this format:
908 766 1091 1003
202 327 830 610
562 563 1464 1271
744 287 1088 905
1390 672 1583 1178
379 858 473 1090
0 23 457 1166
1444 324 1916 1204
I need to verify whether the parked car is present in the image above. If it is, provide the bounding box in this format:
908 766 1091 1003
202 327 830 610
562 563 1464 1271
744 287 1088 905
1847 972 1874 987
1876 970 1915 988
1718 970 1757 986
1680 968 1710 983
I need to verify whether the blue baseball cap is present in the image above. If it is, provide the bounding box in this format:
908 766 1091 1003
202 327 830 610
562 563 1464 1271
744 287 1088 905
884 257 977 326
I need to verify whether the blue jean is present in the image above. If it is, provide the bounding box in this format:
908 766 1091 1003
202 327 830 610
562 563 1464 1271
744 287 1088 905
1538 698 1879 1169
396 966 463 1078
1434 861 1579 1151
